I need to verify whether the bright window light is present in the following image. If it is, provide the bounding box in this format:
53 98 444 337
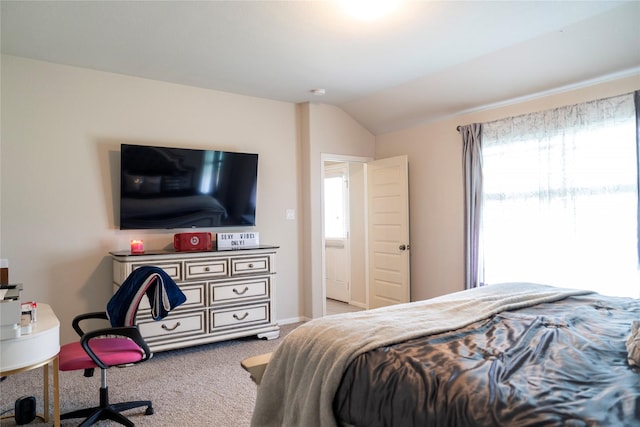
480 94 639 298
324 176 347 239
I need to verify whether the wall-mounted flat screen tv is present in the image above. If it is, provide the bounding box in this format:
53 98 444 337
120 144 258 229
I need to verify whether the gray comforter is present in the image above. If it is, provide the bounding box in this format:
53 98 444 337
334 293 640 426
251 283 595 427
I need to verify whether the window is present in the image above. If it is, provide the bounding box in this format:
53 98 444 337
481 94 639 298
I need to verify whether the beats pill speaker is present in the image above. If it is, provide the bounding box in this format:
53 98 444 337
173 232 213 252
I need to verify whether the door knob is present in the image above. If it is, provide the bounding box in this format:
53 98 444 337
399 244 406 250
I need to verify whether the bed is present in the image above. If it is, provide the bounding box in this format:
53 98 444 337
249 283 640 427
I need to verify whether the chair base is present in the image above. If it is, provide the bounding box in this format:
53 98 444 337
61 400 154 427
61 385 153 427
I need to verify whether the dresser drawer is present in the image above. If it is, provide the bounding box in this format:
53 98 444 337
137 282 206 311
230 256 271 275
138 311 206 341
210 277 269 305
210 303 269 330
132 262 182 281
185 259 228 280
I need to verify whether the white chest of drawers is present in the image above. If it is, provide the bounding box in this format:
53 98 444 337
110 246 280 352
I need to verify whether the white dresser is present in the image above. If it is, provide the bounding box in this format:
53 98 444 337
110 246 280 352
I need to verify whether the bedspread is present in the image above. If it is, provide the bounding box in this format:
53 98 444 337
251 283 593 427
334 293 640 427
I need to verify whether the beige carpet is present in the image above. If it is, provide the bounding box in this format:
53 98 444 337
0 322 301 426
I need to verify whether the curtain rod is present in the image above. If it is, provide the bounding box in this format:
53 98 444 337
456 125 462 132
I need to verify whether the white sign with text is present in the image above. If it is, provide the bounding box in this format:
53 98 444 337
216 232 260 249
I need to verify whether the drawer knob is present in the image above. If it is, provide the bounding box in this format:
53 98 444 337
161 322 181 331
233 312 249 321
204 266 210 272
233 286 249 295
248 263 254 268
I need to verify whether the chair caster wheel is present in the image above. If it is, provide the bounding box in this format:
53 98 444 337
145 406 154 415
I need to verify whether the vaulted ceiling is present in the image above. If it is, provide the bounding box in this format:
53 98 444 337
2 1 639 134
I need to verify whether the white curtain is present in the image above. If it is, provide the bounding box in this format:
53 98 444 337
481 93 638 298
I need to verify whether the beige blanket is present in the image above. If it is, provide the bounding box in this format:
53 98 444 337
251 282 592 427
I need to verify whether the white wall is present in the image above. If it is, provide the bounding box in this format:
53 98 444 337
376 74 640 302
1 56 304 344
6 54 633 344
299 103 375 318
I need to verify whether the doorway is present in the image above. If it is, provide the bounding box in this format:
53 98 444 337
321 154 412 316
322 155 369 315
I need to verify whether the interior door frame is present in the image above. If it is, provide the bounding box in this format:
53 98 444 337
320 153 373 316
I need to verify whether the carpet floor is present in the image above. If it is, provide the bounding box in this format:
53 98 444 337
0 322 301 426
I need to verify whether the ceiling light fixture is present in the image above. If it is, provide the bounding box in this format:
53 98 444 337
310 88 326 96
338 0 403 21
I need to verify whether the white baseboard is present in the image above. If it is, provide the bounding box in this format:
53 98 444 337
349 301 367 309
277 316 309 325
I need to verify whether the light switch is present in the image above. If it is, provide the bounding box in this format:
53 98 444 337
286 209 295 220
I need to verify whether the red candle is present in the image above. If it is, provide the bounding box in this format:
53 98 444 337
130 240 144 254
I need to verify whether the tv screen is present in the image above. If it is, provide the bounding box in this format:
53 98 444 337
120 144 258 229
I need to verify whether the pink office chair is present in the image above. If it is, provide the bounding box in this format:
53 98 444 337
58 266 186 426
58 311 153 427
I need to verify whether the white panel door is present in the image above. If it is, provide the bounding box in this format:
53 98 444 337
325 239 350 302
367 155 410 308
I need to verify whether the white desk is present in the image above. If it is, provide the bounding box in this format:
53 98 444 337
0 303 60 426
